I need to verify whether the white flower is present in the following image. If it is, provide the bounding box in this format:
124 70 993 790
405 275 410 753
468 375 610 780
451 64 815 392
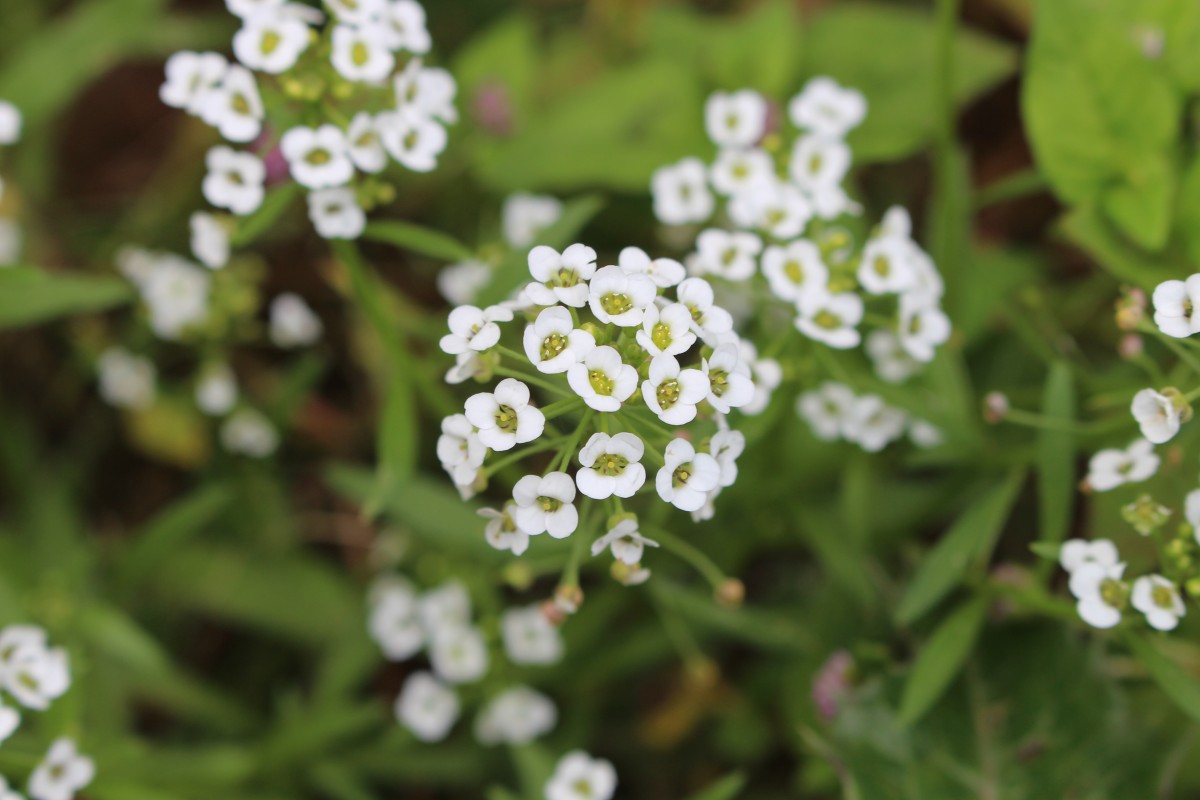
502 605 563 665
688 229 762 282
651 158 714 225
440 304 513 355
858 236 915 295
198 65 263 143
225 0 287 18
438 260 490 306
641 354 708 425
526 243 597 308
140 255 211 340
736 339 781 416
0 218 21 266
636 303 696 357
0 629 68 711
0 705 19 748
567 346 638 412
417 582 472 634
656 438 721 512
1152 274 1200 338
512 472 578 538
437 414 485 487
0 101 18 146
195 363 238 415
545 751 617 800
1068 562 1125 629
445 351 488 386
1086 439 1160 492
843 394 907 452
270 293 323 347
710 148 773 197
232 12 310 74
202 146 264 215
475 686 557 746
591 518 658 565
325 0 386 23
368 577 424 660
522 306 596 374
27 739 93 800
307 187 366 239
577 432 646 500
587 265 656 327
190 212 230 269
701 344 754 414
1131 575 1186 631
897 295 951 363
1059 538 1120 574
797 382 856 441
761 240 828 309
381 0 432 53
795 292 862 349
464 378 545 451
378 110 448 172
1187 490 1200 543
282 125 354 189
346 112 387 173
160 51 227 115
331 24 395 83
393 59 458 123
220 409 278 457
98 347 156 410
865 330 920 384
504 193 563 249
789 135 852 194
395 671 459 742
908 419 943 449
727 180 812 240
480 503 529 556
710 428 745 487
789 76 867 138
705 90 767 148
429 625 489 684
618 246 685 289
1131 388 1181 444
676 277 733 341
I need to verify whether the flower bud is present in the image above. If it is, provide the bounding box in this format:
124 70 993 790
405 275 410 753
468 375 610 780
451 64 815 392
715 578 744 609
983 391 1009 424
1118 334 1143 360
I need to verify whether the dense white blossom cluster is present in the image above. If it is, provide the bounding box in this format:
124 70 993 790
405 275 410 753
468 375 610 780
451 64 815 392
0 625 94 800
797 381 941 452
161 0 454 240
367 576 560 744
1059 538 1186 632
0 100 22 266
436 243 756 582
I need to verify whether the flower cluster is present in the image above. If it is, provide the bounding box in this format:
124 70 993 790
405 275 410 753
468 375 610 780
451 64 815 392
368 577 560 744
0 100 22 266
161 0 454 240
0 625 95 800
797 381 942 452
436 243 754 586
1059 538 1187 631
650 79 950 372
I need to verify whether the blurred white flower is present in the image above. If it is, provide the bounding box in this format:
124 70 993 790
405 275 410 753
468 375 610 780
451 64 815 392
788 76 866 138
331 24 395 83
1131 575 1185 631
270 293 323 347
393 59 458 123
307 187 366 239
545 751 617 800
381 0 432 53
0 100 22 145
502 605 563 666
0 627 69 711
368 576 424 661
436 413 485 488
195 363 238 416
378 110 448 172
1069 562 1125 629
346 112 388 174
795 292 862 349
282 125 354 189
98 348 156 410
897 295 951 363
475 686 557 746
865 330 919 384
617 246 685 289
439 304 514 355
140 255 211 340
843 394 907 453
437 260 490 306
202 146 265 215
232 11 310 74
1152 274 1200 338
395 671 459 742
676 277 733 341
1086 439 1159 492
1131 388 1181 445
0 218 21 266
160 51 227 115
429 625 489 684
503 193 563 249
797 382 855 441
688 229 762 282
1059 538 1120 574
705 90 767 149
199 65 264 143
651 158 714 226
190 212 230 269
28 738 93 800
220 409 278 457
761 239 828 308
417 581 472 634
701 343 755 414
480 503 530 556
710 148 773 197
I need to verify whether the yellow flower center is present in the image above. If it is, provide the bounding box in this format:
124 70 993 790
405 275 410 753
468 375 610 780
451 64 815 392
540 333 568 362
494 404 518 432
656 379 681 409
601 292 632 316
589 369 614 396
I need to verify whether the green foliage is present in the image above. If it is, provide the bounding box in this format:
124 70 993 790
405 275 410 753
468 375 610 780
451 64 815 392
0 267 132 328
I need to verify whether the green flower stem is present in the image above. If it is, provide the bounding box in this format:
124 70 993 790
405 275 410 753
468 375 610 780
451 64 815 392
1001 408 1127 437
648 579 708 671
541 397 585 420
483 437 567 477
560 502 597 590
1141 323 1200 376
493 366 573 399
551 409 595 473
645 524 727 591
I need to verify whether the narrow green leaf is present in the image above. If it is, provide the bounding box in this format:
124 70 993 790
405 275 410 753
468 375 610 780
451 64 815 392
0 267 132 328
231 183 302 248
363 220 476 262
1036 362 1076 581
687 772 747 800
896 470 1024 625
898 595 988 725
1126 634 1200 725
365 370 417 519
117 484 232 589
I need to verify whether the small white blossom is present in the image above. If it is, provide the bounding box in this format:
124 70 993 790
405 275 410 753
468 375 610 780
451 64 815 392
270 293 323 347
378 110 448 172
1152 274 1200 338
464 378 545 451
797 382 856 441
282 125 354 189
617 246 685 289
445 351 488 386
429 625 489 684
908 419 943 449
710 148 773 197
657 438 721 512
368 577 424 661
198 64 263 143
503 193 563 249
417 582 472 634
545 751 617 800
27 738 93 800
1086 439 1159 492
232 12 310 74
307 187 367 239
789 76 866 139
526 243 597 308
381 0 432 53
502 605 563 666
440 304 514 355
577 432 646 500
736 339 781 416
202 146 265 215
0 218 21 266
865 330 920 384
395 671 459 742
523 306 596 374
727 180 812 240
591 518 658 565
587 265 656 327
567 346 638 412
394 59 458 123
789 135 852 196
897 295 951 363
480 503 529 556
858 235 916 295
346 112 387 173
475 686 557 746
331 24 395 83
843 394 907 452
190 212 230 269
1069 562 1125 629
1131 388 1181 445
325 0 386 24
438 260 490 306
642 354 708 425
140 255 211 340
195 363 238 415
437 414 485 487
636 302 696 357
701 343 754 414
761 240 829 309
512 472 578 538
651 158 714 225
795 292 862 349
710 428 745 487
688 229 762 282
0 627 69 711
160 51 227 115
676 277 733 341
1059 539 1120 574
1131 574 1185 631
98 348 156 410
220 409 278 457
705 90 767 149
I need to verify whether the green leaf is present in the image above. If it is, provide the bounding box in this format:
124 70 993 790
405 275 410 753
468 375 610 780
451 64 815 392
687 772 747 800
117 484 233 590
1035 362 1076 581
0 267 132 329
1058 205 1180 290
232 184 302 248
1126 634 1200 725
1100 152 1176 252
453 15 537 124
897 595 988 725
805 2 1016 162
362 220 476 263
896 470 1024 626
364 370 418 520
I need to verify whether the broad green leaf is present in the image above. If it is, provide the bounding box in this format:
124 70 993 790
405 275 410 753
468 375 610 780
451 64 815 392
897 595 988 725
1100 152 1176 252
805 3 1016 162
362 220 476 263
0 267 132 328
453 15 538 124
1126 634 1200 725
896 470 1024 625
687 772 746 800
1177 156 1200 266
1059 206 1179 290
1035 363 1076 581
